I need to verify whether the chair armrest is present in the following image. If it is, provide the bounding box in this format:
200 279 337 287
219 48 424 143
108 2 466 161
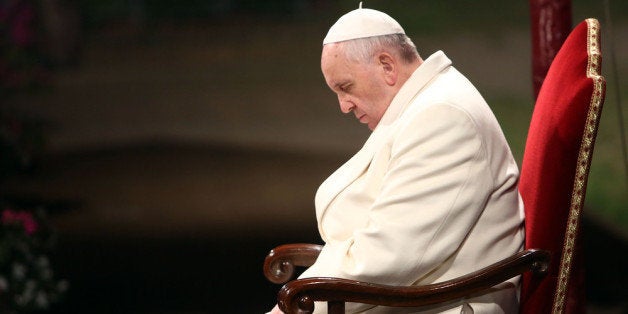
264 243 323 284
277 249 550 314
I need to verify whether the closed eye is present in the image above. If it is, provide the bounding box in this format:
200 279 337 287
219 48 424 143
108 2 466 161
332 81 351 92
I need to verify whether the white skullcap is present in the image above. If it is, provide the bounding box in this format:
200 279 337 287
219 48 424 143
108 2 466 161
323 2 405 45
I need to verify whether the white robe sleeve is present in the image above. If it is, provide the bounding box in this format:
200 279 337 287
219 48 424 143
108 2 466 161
299 104 493 313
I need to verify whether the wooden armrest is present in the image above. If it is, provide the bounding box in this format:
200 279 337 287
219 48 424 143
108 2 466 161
264 243 323 284
277 249 550 314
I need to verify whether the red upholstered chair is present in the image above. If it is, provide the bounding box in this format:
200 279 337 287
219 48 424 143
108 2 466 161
263 18 605 314
519 18 605 314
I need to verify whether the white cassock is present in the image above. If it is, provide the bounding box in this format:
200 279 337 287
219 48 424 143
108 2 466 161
298 51 525 313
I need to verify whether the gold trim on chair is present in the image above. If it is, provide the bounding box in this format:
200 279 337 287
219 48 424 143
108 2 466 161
552 18 605 314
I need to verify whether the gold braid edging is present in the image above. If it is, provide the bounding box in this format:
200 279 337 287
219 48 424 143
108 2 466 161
552 18 605 314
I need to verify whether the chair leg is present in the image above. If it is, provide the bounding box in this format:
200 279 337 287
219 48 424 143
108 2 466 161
328 301 345 313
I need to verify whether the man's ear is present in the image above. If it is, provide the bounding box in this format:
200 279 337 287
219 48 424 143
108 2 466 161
378 52 397 86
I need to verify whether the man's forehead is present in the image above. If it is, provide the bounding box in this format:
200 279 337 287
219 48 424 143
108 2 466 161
321 43 342 59
321 45 343 69
322 62 352 89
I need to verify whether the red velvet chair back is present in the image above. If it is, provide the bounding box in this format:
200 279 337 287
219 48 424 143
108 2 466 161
519 18 606 314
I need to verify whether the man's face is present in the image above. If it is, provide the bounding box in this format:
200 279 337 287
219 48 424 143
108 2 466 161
321 44 392 130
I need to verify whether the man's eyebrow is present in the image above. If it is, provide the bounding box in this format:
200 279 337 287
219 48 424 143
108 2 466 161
333 81 350 90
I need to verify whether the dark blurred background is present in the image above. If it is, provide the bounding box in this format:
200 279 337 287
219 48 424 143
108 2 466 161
1 0 627 313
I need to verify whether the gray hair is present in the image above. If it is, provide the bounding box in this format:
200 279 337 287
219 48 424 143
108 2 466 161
336 33 420 64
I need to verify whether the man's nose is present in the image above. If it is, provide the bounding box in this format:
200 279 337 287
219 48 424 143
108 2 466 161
338 96 354 114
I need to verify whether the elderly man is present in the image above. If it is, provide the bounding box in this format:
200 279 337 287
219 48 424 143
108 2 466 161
268 4 524 314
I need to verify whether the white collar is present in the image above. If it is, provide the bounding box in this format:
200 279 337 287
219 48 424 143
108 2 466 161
377 50 452 128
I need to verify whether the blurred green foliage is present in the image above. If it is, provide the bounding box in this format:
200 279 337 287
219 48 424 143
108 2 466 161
74 0 628 227
76 0 628 30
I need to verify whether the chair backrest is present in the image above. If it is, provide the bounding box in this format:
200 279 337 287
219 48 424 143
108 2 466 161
519 18 605 314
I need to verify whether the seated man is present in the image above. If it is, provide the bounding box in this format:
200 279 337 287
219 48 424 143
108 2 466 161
269 4 524 313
